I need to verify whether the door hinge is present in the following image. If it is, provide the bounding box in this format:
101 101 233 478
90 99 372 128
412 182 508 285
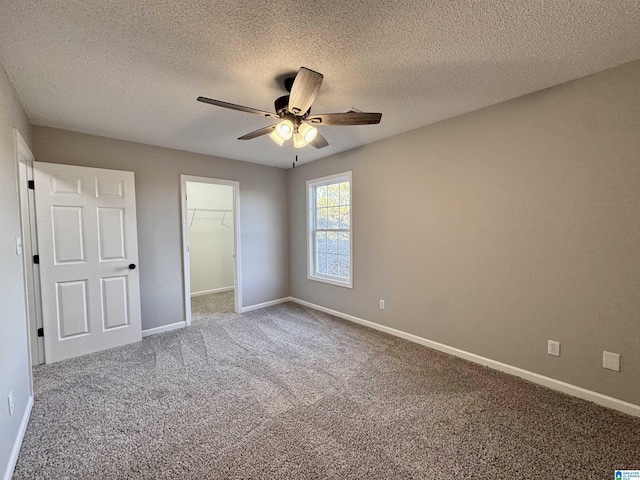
33 254 40 264
28 180 35 190
37 327 44 337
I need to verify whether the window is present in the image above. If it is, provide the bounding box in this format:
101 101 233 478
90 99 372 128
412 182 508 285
307 171 352 288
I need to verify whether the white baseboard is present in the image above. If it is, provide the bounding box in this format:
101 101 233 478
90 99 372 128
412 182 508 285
289 297 640 418
3 395 33 480
240 297 291 313
142 321 186 337
191 286 234 298
143 297 288 335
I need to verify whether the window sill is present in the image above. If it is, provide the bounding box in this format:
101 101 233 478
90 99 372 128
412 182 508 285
307 274 353 289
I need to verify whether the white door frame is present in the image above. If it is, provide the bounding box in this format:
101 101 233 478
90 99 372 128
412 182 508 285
180 175 241 325
14 129 44 368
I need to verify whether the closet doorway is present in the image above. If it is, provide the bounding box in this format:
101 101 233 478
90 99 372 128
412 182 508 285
181 175 241 325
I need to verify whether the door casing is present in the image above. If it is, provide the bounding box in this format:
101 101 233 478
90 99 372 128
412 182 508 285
15 129 42 373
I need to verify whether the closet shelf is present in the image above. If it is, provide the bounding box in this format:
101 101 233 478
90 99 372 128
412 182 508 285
188 208 233 228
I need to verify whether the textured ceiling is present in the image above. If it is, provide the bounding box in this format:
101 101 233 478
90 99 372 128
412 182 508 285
1 1 639 168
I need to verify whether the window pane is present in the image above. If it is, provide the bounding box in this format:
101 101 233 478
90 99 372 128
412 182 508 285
317 207 328 229
327 231 338 253
339 182 350 206
316 185 328 207
327 254 339 276
338 232 350 255
328 184 339 206
309 175 351 286
316 252 327 274
328 207 340 229
339 206 350 229
339 255 350 278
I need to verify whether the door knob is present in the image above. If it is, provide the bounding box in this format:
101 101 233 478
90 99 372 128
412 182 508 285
129 264 136 270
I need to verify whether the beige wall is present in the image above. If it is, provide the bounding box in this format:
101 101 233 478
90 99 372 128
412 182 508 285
0 65 32 476
32 127 289 330
288 60 640 405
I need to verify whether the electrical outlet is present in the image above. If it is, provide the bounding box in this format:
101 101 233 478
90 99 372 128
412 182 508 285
379 299 385 310
603 351 620 372
547 340 560 357
7 391 14 416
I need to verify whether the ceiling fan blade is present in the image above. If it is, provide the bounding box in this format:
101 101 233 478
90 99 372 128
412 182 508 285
237 124 277 140
197 97 280 119
288 67 323 116
310 132 329 149
306 112 382 126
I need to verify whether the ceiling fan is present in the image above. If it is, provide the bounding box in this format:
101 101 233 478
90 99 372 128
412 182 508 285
197 67 382 149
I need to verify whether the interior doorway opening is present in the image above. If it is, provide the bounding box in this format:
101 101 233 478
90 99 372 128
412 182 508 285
181 176 241 325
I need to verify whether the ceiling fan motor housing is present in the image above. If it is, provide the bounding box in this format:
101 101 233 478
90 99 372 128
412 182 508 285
274 95 290 115
275 94 311 118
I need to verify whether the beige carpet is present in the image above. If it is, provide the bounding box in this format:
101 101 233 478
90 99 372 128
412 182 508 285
191 290 235 315
13 300 640 479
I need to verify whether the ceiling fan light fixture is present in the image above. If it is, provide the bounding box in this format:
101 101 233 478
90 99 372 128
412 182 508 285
292 123 317 148
293 132 308 148
276 120 293 139
269 119 294 146
269 129 286 146
300 123 317 143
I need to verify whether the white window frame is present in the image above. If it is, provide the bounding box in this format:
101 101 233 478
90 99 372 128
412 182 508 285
307 171 353 288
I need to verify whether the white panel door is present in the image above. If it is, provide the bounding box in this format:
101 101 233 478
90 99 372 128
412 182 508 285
34 162 142 363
